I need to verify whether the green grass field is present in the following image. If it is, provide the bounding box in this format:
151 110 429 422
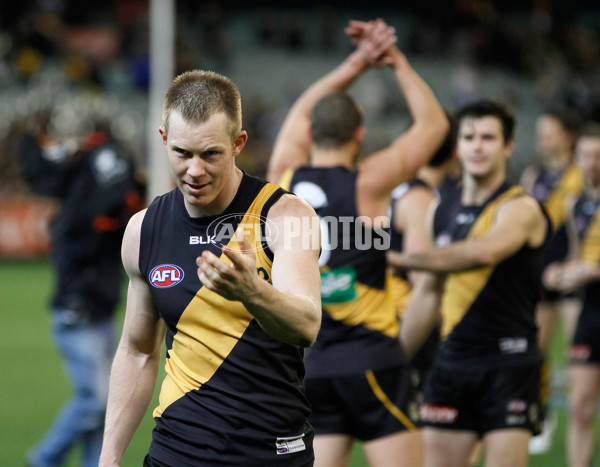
1 259 598 466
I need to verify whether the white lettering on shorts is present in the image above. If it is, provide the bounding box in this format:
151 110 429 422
419 404 458 424
506 414 527 425
275 434 306 455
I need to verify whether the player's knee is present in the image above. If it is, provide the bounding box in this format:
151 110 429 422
569 394 597 426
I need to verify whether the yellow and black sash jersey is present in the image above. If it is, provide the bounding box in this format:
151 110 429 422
281 166 404 378
433 182 550 369
531 163 584 264
573 193 600 309
139 172 313 466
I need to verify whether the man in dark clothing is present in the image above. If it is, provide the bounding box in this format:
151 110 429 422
18 117 144 467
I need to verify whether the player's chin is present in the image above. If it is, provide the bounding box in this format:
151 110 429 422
183 188 213 207
466 163 492 177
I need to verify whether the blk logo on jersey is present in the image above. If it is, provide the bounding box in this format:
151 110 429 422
149 264 185 288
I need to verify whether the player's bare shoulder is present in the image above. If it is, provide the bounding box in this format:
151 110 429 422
269 193 318 220
267 194 320 253
499 193 547 248
121 208 148 276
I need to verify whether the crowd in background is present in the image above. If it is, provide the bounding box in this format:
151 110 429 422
0 0 599 196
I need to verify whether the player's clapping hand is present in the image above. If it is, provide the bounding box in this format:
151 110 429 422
345 18 397 67
196 227 260 302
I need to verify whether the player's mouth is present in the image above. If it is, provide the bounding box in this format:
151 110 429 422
186 181 210 194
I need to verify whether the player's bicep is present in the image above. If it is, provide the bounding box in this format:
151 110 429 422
119 209 164 356
399 189 435 254
268 196 321 303
480 198 544 263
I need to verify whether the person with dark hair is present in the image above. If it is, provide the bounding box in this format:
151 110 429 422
268 19 448 467
18 116 145 467
542 122 600 467
99 69 322 467
389 100 551 467
519 106 585 454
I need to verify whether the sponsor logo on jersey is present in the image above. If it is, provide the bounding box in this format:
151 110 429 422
149 264 184 288
455 212 475 225
419 404 458 424
499 337 528 354
189 235 214 245
275 434 306 455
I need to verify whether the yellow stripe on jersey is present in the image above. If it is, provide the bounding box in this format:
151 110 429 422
441 186 524 339
154 286 254 418
544 164 584 231
278 168 295 191
154 183 278 418
324 270 399 337
580 207 600 266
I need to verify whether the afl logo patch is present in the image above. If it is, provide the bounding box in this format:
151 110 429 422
149 264 184 288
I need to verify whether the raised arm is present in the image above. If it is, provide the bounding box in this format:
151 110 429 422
355 26 449 211
390 196 548 273
266 19 396 183
99 210 165 467
196 195 322 347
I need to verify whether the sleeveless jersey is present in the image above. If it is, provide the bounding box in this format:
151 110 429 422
433 182 549 369
139 173 312 466
531 163 584 231
531 163 584 265
573 193 600 309
281 166 403 378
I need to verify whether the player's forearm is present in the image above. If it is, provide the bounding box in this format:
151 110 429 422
398 241 493 273
297 51 368 110
400 274 443 360
389 51 448 172
100 346 160 466
390 51 446 129
243 278 321 348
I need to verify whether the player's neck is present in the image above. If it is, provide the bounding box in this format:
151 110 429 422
546 150 573 171
310 148 355 169
462 169 506 205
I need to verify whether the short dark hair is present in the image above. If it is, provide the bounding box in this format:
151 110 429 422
577 121 600 140
541 105 581 134
310 92 363 148
428 111 456 167
455 100 515 143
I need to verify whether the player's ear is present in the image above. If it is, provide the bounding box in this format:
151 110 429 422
504 138 515 160
355 125 366 146
232 130 248 157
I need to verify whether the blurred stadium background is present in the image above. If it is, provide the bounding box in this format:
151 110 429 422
1 1 599 465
